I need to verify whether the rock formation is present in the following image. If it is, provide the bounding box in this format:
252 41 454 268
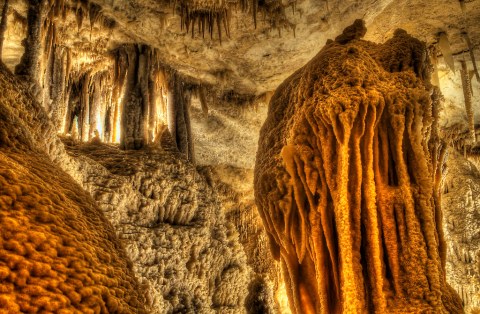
254 21 463 313
0 63 146 312
443 150 480 313
61 134 250 313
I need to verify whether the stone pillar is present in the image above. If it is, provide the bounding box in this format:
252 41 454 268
254 21 463 314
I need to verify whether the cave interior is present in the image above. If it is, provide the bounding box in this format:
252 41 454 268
0 0 479 313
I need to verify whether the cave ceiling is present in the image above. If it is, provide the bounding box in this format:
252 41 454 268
4 0 480 96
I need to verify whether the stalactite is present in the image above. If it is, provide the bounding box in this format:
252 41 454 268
462 32 480 83
89 2 102 29
76 5 84 31
460 60 476 144
0 0 9 61
438 32 455 72
254 22 463 314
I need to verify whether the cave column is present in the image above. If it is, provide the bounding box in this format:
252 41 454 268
14 0 47 99
460 60 476 143
167 74 195 162
120 44 150 150
147 69 158 143
80 72 91 142
0 0 9 61
50 46 68 131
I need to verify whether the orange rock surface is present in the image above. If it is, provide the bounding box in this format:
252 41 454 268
0 64 146 313
254 21 463 314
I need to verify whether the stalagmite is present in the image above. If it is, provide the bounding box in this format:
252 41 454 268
460 60 476 144
254 20 463 313
0 0 9 61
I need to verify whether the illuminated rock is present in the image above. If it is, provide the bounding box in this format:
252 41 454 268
255 21 463 313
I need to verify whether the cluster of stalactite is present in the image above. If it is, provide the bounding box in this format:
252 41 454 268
61 43 200 160
176 0 296 41
436 7 478 147
254 20 463 313
179 4 231 42
255 0 296 37
4 0 115 126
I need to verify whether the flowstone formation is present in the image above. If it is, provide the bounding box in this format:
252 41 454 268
254 20 463 313
0 64 146 312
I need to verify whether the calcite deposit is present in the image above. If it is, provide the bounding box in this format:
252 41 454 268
255 21 463 313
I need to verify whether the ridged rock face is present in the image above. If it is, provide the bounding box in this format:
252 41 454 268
0 65 146 312
254 21 463 314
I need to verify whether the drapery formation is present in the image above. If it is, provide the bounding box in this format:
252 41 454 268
254 20 463 314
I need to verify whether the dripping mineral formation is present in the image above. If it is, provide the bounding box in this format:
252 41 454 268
254 21 464 313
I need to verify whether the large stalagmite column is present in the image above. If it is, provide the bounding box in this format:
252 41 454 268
254 20 463 314
14 0 46 98
120 45 151 150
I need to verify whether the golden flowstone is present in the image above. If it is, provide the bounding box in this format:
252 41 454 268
254 20 463 314
0 64 146 313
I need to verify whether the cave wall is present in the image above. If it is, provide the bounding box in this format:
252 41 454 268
0 63 146 312
443 151 480 313
254 22 463 313
60 135 251 313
